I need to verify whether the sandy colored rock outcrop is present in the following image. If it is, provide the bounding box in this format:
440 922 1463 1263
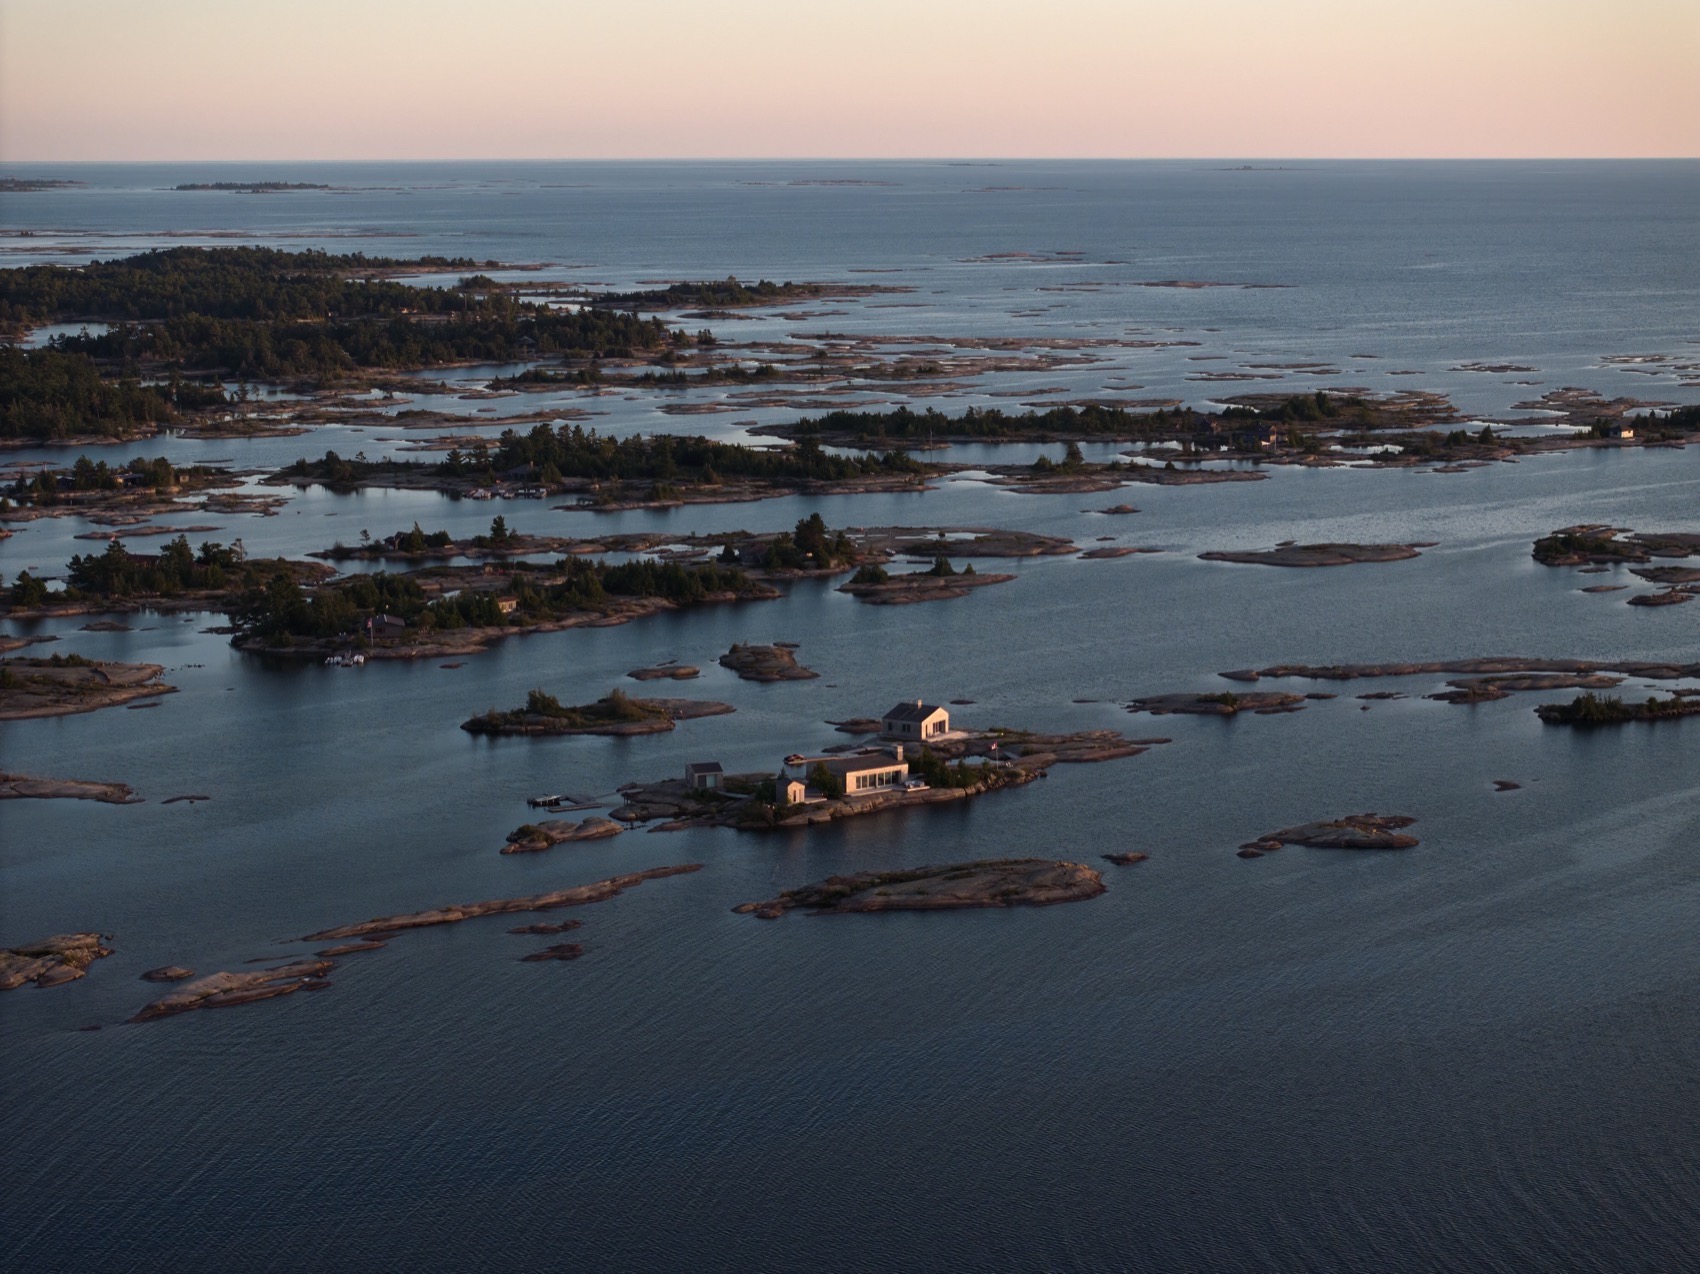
1 933 114 989
131 960 333 1022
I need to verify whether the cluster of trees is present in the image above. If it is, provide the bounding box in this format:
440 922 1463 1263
593 278 823 310
233 570 426 640
759 514 853 570
1032 441 1088 473
280 450 427 488
7 454 191 504
0 347 179 441
1536 692 1699 725
480 422 923 486
1220 392 1371 424
390 523 454 553
908 746 990 790
62 536 253 599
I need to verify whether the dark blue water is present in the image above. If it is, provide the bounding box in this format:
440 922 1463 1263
3 163 1699 1273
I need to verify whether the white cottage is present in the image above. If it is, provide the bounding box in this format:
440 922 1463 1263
881 701 950 742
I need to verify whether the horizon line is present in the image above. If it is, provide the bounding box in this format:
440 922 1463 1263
5 155 1698 167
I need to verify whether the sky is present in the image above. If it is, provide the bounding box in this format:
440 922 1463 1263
2 0 1697 161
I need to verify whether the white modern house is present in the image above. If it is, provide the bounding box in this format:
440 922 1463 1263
881 701 950 742
823 752 909 794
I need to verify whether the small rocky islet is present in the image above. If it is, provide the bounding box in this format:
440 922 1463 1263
718 642 818 681
501 817 624 854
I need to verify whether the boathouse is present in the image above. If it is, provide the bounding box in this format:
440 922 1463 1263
684 761 724 791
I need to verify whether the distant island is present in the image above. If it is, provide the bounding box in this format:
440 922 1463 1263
172 182 331 192
0 177 83 192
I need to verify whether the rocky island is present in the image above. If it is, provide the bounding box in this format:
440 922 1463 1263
719 642 818 681
301 865 703 941
836 560 1013 604
462 688 734 736
1240 814 1419 855
501 817 624 854
732 859 1106 918
0 656 175 719
1198 543 1426 567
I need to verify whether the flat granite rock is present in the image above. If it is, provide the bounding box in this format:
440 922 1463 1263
627 664 701 681
140 966 195 982
0 772 141 804
131 961 334 1023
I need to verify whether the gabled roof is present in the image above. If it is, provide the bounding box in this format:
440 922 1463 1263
883 701 946 723
684 761 723 776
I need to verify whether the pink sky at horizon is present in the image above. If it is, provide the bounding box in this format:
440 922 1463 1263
2 0 1696 162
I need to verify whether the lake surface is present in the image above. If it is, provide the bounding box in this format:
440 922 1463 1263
3 161 1699 1273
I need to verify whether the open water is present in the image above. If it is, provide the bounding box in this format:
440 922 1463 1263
2 162 1699 1273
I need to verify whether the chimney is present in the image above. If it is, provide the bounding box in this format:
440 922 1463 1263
915 698 922 708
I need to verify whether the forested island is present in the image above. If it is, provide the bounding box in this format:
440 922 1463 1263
1535 692 1700 726
274 425 929 507
229 555 777 658
0 247 675 440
